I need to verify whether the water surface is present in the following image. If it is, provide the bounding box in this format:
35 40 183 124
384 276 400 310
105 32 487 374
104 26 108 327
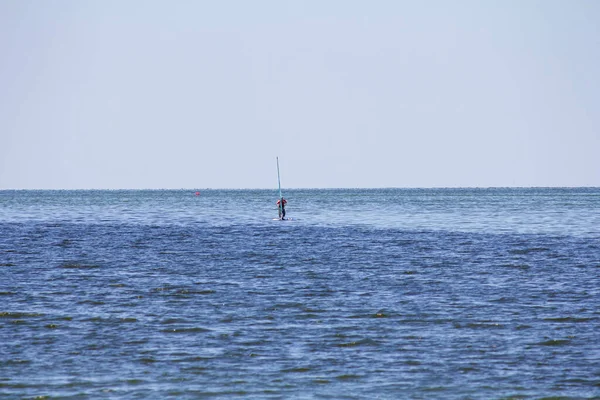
1 188 599 398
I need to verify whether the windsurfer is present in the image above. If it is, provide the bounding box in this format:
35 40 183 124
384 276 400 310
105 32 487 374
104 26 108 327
277 198 287 220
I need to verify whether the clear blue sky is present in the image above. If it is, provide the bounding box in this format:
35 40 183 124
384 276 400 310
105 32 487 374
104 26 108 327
1 0 599 189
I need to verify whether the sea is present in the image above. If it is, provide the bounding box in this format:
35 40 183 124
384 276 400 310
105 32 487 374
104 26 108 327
1 188 599 399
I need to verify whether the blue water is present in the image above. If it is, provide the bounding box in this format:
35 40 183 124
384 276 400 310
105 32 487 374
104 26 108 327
1 188 599 399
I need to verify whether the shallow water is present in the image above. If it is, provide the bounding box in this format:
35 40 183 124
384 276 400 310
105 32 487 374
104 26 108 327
1 188 599 398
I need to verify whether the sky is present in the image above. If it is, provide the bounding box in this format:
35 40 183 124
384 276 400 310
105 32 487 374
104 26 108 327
1 0 599 189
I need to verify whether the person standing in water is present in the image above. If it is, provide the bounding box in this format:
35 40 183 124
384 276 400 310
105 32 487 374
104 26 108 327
277 198 287 220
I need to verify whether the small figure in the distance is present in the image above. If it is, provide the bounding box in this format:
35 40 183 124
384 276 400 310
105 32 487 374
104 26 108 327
277 198 287 220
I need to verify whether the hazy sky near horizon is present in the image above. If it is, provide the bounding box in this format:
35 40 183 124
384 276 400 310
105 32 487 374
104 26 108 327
1 0 599 189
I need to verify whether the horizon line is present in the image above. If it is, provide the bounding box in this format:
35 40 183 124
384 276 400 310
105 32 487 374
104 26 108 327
1 186 598 191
